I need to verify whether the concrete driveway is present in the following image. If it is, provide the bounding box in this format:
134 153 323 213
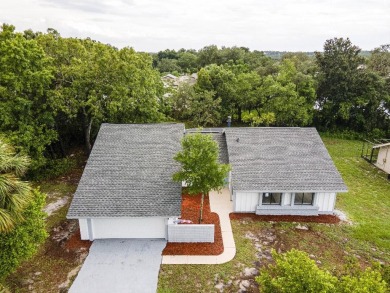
69 239 166 293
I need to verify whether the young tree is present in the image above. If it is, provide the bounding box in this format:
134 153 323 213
173 132 230 223
0 140 32 233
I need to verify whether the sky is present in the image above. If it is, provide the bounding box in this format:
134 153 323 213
0 0 389 52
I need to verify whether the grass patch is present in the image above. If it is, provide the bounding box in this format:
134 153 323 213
323 137 390 250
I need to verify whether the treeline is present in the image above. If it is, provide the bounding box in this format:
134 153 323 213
155 42 389 134
0 24 166 174
0 23 389 176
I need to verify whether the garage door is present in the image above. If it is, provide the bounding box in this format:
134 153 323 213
90 217 167 239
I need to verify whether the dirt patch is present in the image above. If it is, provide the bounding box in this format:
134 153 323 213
44 220 91 262
230 213 340 223
162 194 223 255
44 197 70 216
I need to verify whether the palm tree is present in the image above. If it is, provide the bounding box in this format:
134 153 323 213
0 140 32 233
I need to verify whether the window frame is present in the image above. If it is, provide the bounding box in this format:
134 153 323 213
262 192 282 205
294 192 315 205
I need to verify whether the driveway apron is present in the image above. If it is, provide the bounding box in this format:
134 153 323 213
69 239 166 293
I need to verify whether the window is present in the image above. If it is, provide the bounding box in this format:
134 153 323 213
262 193 282 205
294 193 314 205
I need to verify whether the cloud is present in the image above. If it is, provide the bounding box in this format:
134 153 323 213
0 0 389 51
40 0 134 14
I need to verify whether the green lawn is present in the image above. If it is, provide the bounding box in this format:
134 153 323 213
323 137 390 250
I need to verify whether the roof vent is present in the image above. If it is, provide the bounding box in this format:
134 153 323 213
236 138 240 142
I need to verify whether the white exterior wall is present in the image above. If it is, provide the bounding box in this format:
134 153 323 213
79 217 167 240
234 191 337 215
79 219 89 240
376 146 390 174
315 192 336 213
234 192 259 212
167 218 214 243
282 193 292 206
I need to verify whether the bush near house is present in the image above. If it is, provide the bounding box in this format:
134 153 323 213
0 189 47 280
256 249 387 293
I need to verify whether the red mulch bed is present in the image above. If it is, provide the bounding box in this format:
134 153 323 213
162 194 223 255
229 213 340 223
65 229 92 250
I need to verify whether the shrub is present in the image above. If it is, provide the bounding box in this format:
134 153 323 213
0 189 47 280
27 157 77 181
378 264 390 292
256 250 388 293
0 283 10 293
338 268 387 293
256 249 337 293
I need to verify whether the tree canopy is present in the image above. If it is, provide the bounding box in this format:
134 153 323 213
1 23 389 176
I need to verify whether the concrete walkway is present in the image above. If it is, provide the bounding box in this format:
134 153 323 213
161 188 236 264
69 239 166 293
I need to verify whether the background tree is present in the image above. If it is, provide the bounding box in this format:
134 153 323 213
0 24 56 169
107 48 164 124
173 133 230 223
368 44 390 82
170 83 196 121
177 51 198 73
187 90 222 127
315 37 389 134
156 58 181 74
197 45 221 67
196 64 237 119
38 33 165 153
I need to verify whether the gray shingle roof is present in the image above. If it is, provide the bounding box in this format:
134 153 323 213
224 127 347 192
211 133 229 165
67 123 184 218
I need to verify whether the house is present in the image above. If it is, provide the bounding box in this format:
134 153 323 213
67 124 347 240
222 128 347 215
161 73 198 88
67 123 184 240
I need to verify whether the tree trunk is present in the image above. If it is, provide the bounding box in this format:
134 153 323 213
198 192 205 224
85 118 92 154
55 123 66 158
82 108 93 154
238 107 242 122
